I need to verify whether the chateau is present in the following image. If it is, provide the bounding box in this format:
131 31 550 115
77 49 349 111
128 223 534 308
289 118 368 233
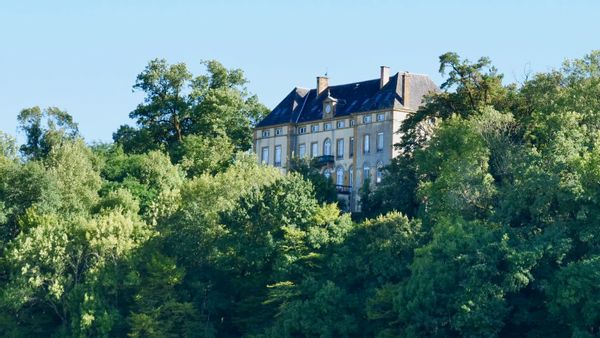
254 67 438 211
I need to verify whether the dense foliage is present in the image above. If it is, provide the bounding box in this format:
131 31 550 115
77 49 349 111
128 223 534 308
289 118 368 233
1 52 600 337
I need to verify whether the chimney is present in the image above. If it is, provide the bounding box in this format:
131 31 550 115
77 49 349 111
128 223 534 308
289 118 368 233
317 76 329 95
402 72 411 108
380 66 390 88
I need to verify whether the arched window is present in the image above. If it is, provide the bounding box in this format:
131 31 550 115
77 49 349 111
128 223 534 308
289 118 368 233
336 166 344 186
349 165 354 187
323 138 332 156
363 162 370 183
376 161 384 184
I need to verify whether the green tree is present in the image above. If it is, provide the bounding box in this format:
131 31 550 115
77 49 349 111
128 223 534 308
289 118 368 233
394 219 536 338
288 157 338 205
17 106 79 159
177 134 235 177
415 113 496 222
114 59 268 155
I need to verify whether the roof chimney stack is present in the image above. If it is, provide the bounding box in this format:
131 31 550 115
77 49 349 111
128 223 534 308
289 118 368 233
402 72 411 108
317 76 329 95
380 66 390 89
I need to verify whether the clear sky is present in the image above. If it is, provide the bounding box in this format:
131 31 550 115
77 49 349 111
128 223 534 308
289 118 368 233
1 0 598 143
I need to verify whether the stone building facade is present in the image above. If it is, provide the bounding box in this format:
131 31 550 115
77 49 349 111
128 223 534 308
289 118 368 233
254 67 438 211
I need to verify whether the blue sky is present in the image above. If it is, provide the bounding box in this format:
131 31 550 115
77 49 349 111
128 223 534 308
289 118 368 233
1 0 598 143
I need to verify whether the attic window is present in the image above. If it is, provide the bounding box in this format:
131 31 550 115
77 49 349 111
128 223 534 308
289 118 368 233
275 128 283 135
262 130 271 137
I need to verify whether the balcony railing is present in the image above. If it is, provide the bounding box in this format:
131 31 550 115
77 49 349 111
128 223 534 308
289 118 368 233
335 185 352 195
313 155 335 167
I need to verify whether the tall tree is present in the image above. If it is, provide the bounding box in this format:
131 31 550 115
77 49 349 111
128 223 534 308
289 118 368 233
17 106 79 159
114 59 268 155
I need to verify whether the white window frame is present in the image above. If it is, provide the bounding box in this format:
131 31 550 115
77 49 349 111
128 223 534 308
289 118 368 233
311 142 318 158
298 126 307 134
350 119 355 127
275 128 283 135
349 137 354 158
377 113 385 122
274 145 282 167
363 134 370 153
336 120 345 128
323 138 332 156
261 147 269 164
324 122 332 131
336 138 344 159
363 163 371 183
363 115 372 124
298 143 306 158
311 125 319 133
262 130 270 137
377 132 384 152
336 167 344 186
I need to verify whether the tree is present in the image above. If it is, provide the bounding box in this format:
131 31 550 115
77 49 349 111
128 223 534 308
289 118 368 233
394 219 535 338
288 157 338 205
176 135 235 177
114 59 269 155
371 52 513 220
415 113 496 222
17 106 79 159
128 59 192 147
398 52 511 154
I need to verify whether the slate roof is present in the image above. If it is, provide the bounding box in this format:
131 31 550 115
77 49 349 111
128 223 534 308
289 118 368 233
256 72 439 128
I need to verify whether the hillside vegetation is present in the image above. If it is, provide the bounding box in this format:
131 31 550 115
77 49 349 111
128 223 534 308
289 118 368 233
1 52 600 337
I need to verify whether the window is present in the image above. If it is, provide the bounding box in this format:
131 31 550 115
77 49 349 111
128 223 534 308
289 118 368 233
298 143 306 158
350 119 355 127
311 142 318 158
376 161 383 184
298 126 307 134
363 134 370 153
262 130 270 137
274 145 282 167
336 120 345 128
349 137 354 158
377 132 384 152
323 138 332 156
324 122 332 131
363 163 371 183
276 128 283 135
336 167 344 186
311 125 319 133
377 113 385 122
363 115 372 124
336 138 344 159
324 169 331 179
261 147 269 164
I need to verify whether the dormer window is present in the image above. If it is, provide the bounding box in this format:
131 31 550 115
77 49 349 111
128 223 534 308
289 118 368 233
322 91 338 118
